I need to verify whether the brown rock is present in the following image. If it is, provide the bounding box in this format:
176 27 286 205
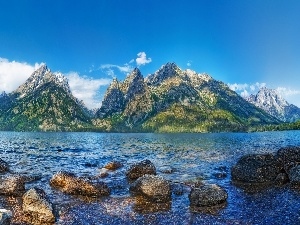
126 160 156 180
50 171 110 197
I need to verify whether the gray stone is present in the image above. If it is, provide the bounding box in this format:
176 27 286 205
126 160 156 180
277 146 300 173
0 209 12 225
130 175 171 202
50 171 110 197
0 159 9 173
22 187 55 224
287 165 300 184
189 184 228 207
231 154 282 183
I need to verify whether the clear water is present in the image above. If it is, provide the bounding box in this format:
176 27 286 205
1 131 300 224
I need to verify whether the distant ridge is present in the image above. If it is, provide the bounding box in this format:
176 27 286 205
245 87 300 122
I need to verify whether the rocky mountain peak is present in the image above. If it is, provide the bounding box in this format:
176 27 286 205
122 68 145 102
145 62 182 86
245 87 300 122
14 65 71 98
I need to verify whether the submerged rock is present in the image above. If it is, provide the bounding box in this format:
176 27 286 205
231 154 282 183
0 159 9 173
126 160 156 179
287 165 300 184
22 187 55 224
50 171 110 197
189 184 228 207
0 175 25 196
130 175 171 202
104 161 123 170
0 209 12 225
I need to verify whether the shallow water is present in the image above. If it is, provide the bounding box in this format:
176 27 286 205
1 131 300 224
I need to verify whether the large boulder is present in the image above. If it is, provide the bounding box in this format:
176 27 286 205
130 175 171 202
126 160 156 180
231 154 282 183
0 159 9 173
189 184 228 207
0 175 25 196
277 146 300 173
22 187 55 224
50 171 110 197
0 209 12 225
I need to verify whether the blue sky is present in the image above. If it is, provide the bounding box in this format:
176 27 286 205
1 0 300 108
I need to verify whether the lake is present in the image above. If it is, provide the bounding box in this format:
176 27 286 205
1 131 300 224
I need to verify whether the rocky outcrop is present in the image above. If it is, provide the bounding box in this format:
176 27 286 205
231 154 282 183
22 187 55 224
50 171 110 197
122 68 145 103
126 160 156 179
0 175 25 196
0 209 12 225
246 87 300 122
96 79 125 118
130 175 171 202
0 159 9 173
189 184 228 207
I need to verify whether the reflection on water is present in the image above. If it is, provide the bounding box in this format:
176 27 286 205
0 131 300 224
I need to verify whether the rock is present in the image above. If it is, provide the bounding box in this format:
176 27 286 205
277 146 300 173
287 165 300 184
0 159 9 173
126 160 156 179
22 187 55 224
104 161 123 170
231 154 282 183
130 175 171 202
0 175 25 196
189 184 228 207
275 172 289 185
50 171 110 197
0 209 12 225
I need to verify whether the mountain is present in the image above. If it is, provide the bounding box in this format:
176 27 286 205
93 63 279 132
0 65 91 131
245 87 300 122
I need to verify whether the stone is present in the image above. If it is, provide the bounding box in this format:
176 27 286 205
0 159 9 173
189 184 228 207
104 161 123 170
50 171 110 197
0 175 25 196
277 146 300 173
22 187 55 224
287 165 300 184
159 166 173 174
0 209 12 225
130 175 171 202
231 154 282 183
126 160 156 180
275 172 289 185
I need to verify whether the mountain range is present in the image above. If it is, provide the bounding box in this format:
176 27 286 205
0 63 299 132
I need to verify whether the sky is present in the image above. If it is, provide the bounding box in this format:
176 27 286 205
1 0 300 108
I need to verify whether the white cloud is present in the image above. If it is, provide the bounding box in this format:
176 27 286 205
100 63 133 77
65 72 111 109
0 57 43 93
228 83 248 91
136 52 152 66
276 87 300 96
241 89 249 98
187 60 192 67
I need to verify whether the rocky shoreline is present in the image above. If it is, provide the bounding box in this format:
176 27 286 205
0 146 300 224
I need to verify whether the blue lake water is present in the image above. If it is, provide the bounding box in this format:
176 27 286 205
1 131 300 224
